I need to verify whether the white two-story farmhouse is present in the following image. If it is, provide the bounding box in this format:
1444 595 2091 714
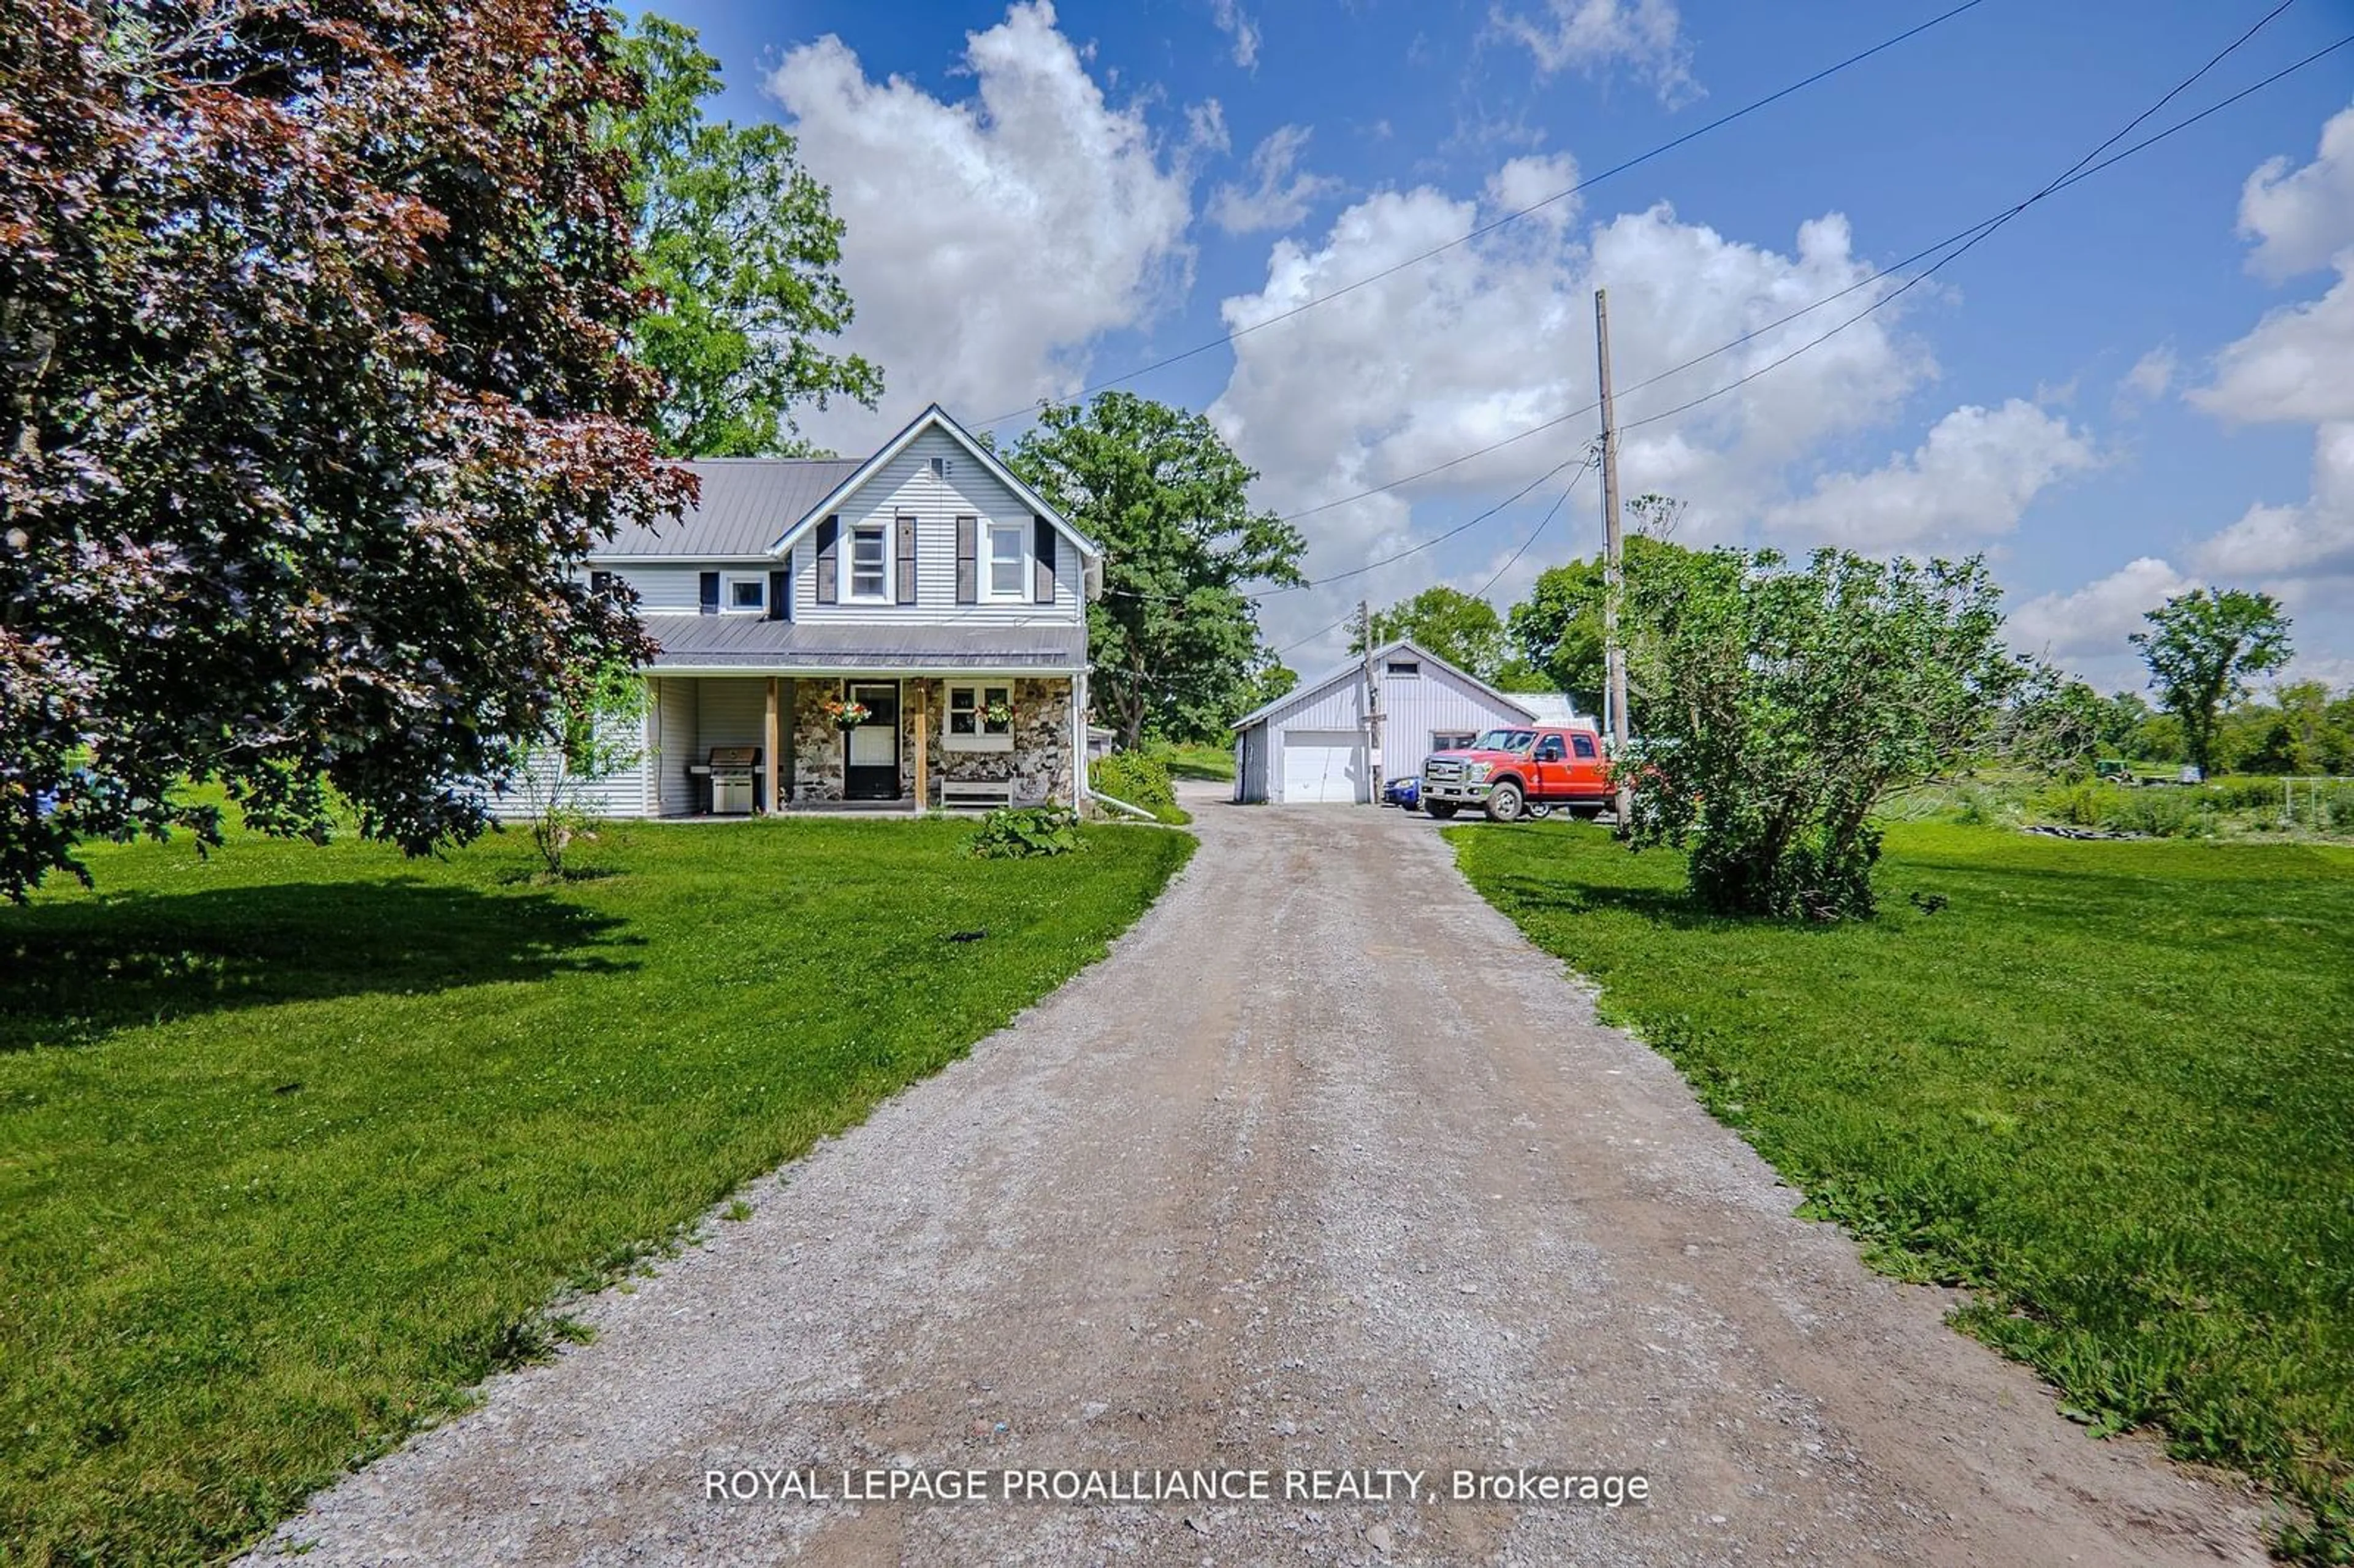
563 403 1102 816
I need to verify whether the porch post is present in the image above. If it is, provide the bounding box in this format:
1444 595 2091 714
763 676 780 815
913 679 929 813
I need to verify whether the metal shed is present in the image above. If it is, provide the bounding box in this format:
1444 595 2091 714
1230 639 1543 804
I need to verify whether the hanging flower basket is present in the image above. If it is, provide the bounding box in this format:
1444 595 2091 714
823 698 872 729
981 699 1015 728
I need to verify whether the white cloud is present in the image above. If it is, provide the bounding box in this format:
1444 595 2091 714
1186 97 1230 156
1209 0 1261 70
1491 0 1699 106
2120 344 2176 402
2238 101 2354 282
2195 421 2354 582
1484 151 1583 230
768 1 1193 445
1765 400 2098 550
1209 125 1342 235
1208 181 1933 659
2188 257 2354 427
2007 557 2195 682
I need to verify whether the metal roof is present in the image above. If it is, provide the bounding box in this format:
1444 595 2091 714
1228 637 1540 731
642 615 1086 671
595 459 863 558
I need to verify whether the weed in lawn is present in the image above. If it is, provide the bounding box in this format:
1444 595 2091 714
1453 820 2354 1561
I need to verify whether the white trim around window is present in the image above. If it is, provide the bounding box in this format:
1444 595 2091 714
722 571 768 614
984 520 1027 602
944 682 1015 752
844 521 890 602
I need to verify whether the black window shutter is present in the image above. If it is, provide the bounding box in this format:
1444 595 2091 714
1033 518 1057 604
896 514 917 604
814 517 839 605
955 517 977 604
698 570 719 615
768 566 788 622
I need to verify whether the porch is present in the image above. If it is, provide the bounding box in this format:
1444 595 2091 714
641 674 1080 816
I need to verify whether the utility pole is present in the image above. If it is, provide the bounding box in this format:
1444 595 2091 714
1594 287 1631 823
1359 598 1384 804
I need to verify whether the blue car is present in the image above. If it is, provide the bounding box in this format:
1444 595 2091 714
1382 775 1420 809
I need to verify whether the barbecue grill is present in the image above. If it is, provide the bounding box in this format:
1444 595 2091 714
705 745 760 815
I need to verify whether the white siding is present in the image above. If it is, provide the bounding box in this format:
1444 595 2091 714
607 564 710 614
652 676 697 816
696 678 768 751
1232 647 1537 802
1374 658 1533 780
792 429 1084 627
490 702 650 821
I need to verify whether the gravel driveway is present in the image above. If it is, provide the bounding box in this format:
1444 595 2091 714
252 786 2263 1566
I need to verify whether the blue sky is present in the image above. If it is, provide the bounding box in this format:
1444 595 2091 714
643 0 2354 690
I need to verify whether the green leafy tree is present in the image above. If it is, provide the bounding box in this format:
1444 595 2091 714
2008 674 2107 777
1242 658 1298 711
1507 535 1696 715
2129 588 2293 775
614 15 880 456
1621 549 2029 921
1 0 684 900
505 664 646 877
1354 585 1509 680
1007 394 1305 749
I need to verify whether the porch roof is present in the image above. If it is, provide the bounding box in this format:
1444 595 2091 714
641 615 1086 672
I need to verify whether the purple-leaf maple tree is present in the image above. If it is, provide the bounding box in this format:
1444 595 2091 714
0 0 690 898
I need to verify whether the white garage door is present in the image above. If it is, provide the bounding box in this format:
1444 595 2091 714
1281 728 1365 803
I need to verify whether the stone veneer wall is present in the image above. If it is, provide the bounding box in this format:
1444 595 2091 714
788 677 1073 805
905 677 1073 805
791 679 846 802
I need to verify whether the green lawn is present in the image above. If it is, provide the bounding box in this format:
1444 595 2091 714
1 818 1191 1564
1452 822 2354 1559
1151 740 1235 783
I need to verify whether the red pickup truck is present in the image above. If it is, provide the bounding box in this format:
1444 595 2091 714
1419 724 1610 822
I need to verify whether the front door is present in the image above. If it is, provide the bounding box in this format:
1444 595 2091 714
844 682 901 801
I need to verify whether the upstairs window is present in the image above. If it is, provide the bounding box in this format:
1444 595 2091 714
724 574 766 613
987 522 1026 600
1386 660 1421 676
847 523 888 601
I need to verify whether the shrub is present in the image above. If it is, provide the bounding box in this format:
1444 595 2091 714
1087 751 1175 813
967 806 1084 859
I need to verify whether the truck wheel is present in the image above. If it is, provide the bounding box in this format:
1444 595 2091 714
1485 781 1525 823
1423 801 1458 820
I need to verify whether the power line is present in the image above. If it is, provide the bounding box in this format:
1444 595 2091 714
1618 5 2322 435
974 0 1992 430
1256 449 1593 599
1472 465 1589 603
1273 23 2352 526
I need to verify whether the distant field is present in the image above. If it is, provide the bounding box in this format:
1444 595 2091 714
1453 821 2354 1559
0 818 1191 1564
1151 740 1236 783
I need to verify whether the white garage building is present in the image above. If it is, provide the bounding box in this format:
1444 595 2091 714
1230 638 1544 804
